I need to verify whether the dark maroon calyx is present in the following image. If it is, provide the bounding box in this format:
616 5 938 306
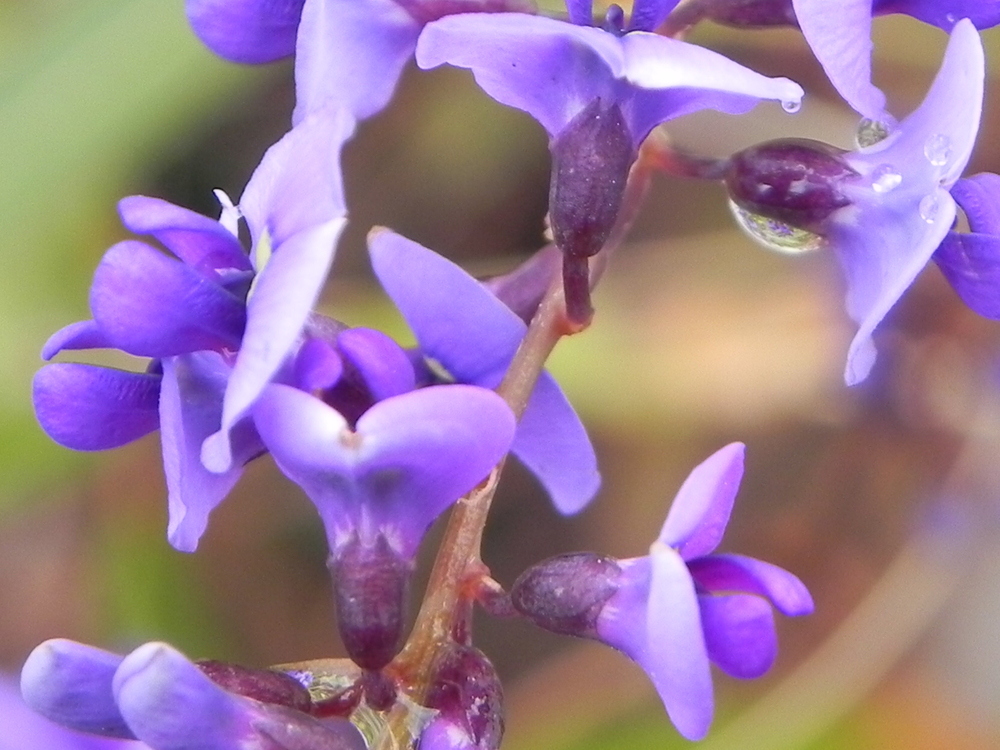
423 644 504 750
329 533 413 672
725 138 860 231
510 552 622 638
196 660 313 712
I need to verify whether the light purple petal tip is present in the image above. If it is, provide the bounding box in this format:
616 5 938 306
185 0 304 64
793 0 888 122
21 639 134 739
689 554 814 616
699 594 778 679
34 364 161 451
659 443 745 559
117 195 250 273
646 546 714 741
41 320 111 360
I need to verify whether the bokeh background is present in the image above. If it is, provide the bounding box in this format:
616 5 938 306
3 1 1000 748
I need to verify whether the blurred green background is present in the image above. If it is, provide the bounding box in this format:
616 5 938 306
3 1 1000 748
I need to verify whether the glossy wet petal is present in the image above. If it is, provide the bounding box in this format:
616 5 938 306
33 364 160 451
658 442 745 559
253 384 515 557
698 594 777 679
90 241 246 358
21 639 133 739
41 320 111 361
117 195 250 274
688 553 814 616
185 0 304 63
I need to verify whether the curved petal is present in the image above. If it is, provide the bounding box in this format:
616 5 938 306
337 327 416 400
41 320 111 360
294 0 419 123
21 639 134 739
874 0 1000 29
934 232 1000 318
90 241 246 357
294 337 344 392
117 196 250 274
699 594 777 679
253 384 515 558
646 545 714 741
792 0 888 122
33 364 160 451
628 0 682 31
658 443 745 559
416 13 623 137
951 173 1000 234
160 353 264 553
688 553 814 616
511 372 600 515
205 218 346 472
185 0 304 64
239 107 353 250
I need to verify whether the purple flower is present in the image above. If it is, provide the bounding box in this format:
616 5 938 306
511 443 813 740
34 107 354 552
21 639 365 750
186 0 307 63
294 0 535 123
792 0 1000 124
724 19 983 384
368 230 600 515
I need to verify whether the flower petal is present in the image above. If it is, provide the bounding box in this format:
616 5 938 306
21 639 134 739
117 195 250 274
951 173 1000 234
33 364 160 451
90 241 246 358
160 353 264 552
481 244 562 324
698 594 777 679
253 384 515 558
294 337 344 392
688 554 814 616
874 0 1000 30
646 546 714 741
337 327 416 401
935 232 1000 318
793 0 887 122
205 218 346 472
41 320 111 360
185 0 304 63
658 442 745 559
628 0 682 31
416 14 623 137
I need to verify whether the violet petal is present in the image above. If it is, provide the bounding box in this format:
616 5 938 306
337 327 416 401
33 364 160 451
952 173 1000 234
185 0 304 64
658 443 745 560
698 594 778 679
935 232 1000 319
688 553 814 616
874 0 1000 30
41 320 111 361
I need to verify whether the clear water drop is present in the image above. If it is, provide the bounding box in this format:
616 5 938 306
924 133 952 167
728 200 824 255
781 99 801 114
918 194 940 224
856 119 890 148
946 12 956 24
871 164 901 193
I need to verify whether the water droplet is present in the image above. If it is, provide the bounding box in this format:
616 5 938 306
919 194 940 224
856 119 890 148
781 99 801 113
946 12 956 24
728 200 824 255
870 164 901 193
924 133 952 167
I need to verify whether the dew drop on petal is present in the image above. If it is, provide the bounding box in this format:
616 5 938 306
946 12 956 24
856 119 890 148
728 199 824 255
918 194 940 224
781 99 801 113
924 133 952 167
870 164 901 193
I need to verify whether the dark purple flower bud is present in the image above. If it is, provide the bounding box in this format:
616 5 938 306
329 534 413 672
419 645 503 750
667 0 797 30
510 552 622 638
725 138 859 231
196 660 313 713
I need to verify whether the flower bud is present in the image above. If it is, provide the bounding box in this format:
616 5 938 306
510 552 622 638
725 138 860 231
419 645 503 750
691 0 797 28
196 660 313 713
329 534 413 672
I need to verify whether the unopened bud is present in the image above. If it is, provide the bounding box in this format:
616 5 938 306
197 660 312 712
510 552 622 638
725 138 859 231
420 645 503 750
